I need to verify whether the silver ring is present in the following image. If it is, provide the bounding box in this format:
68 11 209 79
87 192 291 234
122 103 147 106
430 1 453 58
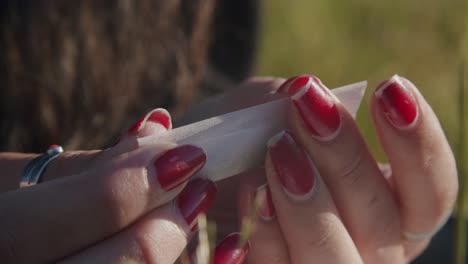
20 145 63 188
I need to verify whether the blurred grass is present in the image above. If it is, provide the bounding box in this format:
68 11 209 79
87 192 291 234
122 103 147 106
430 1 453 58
256 0 467 261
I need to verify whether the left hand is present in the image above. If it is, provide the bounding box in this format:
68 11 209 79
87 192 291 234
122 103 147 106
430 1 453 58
0 109 248 264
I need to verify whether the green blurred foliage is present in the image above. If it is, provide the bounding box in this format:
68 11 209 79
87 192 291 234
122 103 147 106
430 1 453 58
256 0 466 162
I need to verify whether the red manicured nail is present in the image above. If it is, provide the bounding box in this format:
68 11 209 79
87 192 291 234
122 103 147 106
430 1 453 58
127 109 171 133
268 130 318 200
177 178 217 231
375 75 419 129
154 145 206 191
278 75 311 94
289 75 341 140
256 185 275 220
213 233 250 264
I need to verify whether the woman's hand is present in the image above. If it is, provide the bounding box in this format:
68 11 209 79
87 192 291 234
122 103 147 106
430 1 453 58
238 75 457 263
0 109 232 263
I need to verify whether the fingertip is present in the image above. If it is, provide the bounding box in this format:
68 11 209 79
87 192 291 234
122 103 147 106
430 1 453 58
372 75 421 131
370 75 458 238
108 108 173 154
213 233 250 264
153 145 207 192
129 108 172 135
277 74 314 94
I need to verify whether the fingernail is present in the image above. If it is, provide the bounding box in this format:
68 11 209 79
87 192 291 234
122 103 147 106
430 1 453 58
268 130 318 200
277 75 309 94
213 233 250 264
375 75 419 129
288 75 341 140
127 108 172 133
177 178 217 231
154 145 206 191
256 185 275 220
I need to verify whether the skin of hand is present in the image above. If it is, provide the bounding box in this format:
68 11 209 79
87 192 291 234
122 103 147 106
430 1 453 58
0 109 249 264
179 74 457 263
0 74 456 263
235 75 457 263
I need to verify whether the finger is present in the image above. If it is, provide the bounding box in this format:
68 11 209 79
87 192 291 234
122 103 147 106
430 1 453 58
237 170 290 264
370 75 458 253
0 152 42 192
0 144 206 263
265 130 363 264
0 109 173 191
61 179 217 264
110 108 172 155
48 108 172 180
210 233 250 264
281 75 404 262
0 149 106 193
126 108 172 137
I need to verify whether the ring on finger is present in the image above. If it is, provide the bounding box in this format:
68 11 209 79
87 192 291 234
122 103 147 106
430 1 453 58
20 144 64 188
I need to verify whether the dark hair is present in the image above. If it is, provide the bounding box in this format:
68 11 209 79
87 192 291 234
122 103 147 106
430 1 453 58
0 0 218 152
0 0 259 152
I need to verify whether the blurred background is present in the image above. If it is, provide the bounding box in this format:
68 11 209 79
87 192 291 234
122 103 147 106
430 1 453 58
256 0 464 162
255 0 466 263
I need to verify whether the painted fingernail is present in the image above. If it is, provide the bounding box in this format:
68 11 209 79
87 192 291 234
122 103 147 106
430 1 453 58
127 108 172 133
287 75 341 140
375 75 419 129
268 130 318 200
177 178 217 231
256 185 275 220
154 145 206 191
277 75 309 94
213 233 250 264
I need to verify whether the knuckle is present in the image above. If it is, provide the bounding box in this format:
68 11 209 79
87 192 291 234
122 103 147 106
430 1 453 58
334 145 366 186
304 215 341 251
99 167 150 225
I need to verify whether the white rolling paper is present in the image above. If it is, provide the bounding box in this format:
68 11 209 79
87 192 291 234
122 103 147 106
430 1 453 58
138 81 367 182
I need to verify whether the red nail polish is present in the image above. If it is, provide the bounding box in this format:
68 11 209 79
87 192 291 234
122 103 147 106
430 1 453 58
289 75 341 140
278 75 311 94
127 109 171 133
277 77 295 93
213 233 249 264
375 75 418 129
268 131 318 200
177 178 217 231
256 185 275 220
154 145 206 191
